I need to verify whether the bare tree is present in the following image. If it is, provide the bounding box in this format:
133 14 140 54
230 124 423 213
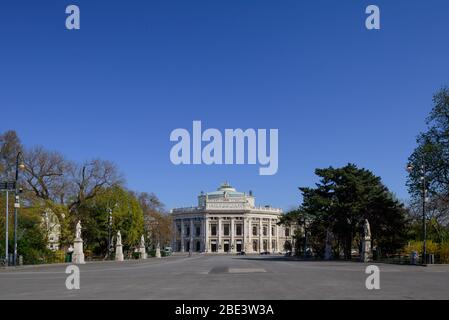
68 159 124 214
136 192 172 248
22 146 72 203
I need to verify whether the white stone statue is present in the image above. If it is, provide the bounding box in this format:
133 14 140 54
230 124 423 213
116 231 122 246
75 220 82 239
115 230 124 262
139 235 147 259
363 219 371 240
361 219 372 262
72 220 85 264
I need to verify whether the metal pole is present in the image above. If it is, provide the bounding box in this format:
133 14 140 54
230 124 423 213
5 191 9 266
13 152 21 266
422 165 427 264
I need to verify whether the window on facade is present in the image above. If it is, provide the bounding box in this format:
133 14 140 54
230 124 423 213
236 225 242 236
224 224 230 236
263 226 267 236
211 225 217 236
272 226 275 236
285 228 290 237
252 226 257 236
186 227 190 237
196 226 201 237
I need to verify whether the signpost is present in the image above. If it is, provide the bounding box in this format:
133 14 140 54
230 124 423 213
1 181 16 267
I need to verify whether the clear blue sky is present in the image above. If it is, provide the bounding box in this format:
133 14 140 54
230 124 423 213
1 1 448 211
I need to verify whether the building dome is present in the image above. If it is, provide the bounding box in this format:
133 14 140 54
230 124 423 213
217 182 236 192
205 182 245 199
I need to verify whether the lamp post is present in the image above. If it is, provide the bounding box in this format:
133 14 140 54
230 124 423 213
5 190 9 266
1 182 16 267
407 162 427 264
106 203 117 259
13 152 25 266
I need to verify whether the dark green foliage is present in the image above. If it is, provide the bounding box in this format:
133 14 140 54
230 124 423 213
293 164 409 259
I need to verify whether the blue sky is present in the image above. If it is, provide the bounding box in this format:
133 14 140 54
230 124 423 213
1 0 448 211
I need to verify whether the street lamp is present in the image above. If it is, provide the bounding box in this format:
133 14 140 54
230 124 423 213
13 152 25 266
407 162 428 264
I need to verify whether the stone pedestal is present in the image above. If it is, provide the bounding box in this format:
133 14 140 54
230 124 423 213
361 239 372 263
115 244 124 261
72 238 85 264
139 246 147 259
324 243 333 260
155 244 161 259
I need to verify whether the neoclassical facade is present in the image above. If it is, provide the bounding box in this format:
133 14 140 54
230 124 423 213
171 183 295 254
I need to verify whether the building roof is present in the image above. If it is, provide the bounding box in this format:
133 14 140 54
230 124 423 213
205 182 247 198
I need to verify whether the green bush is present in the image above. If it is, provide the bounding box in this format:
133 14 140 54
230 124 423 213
403 241 449 263
439 243 449 264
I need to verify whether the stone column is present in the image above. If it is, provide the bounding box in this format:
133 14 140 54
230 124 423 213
276 223 280 252
180 219 185 252
218 217 222 253
73 238 85 264
190 218 194 252
259 218 262 253
204 216 209 253
230 217 235 253
268 219 272 253
247 218 252 253
172 219 177 252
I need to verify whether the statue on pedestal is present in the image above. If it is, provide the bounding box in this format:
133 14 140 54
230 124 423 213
115 230 124 261
156 242 161 259
361 219 372 262
324 228 334 260
139 235 147 259
72 220 85 264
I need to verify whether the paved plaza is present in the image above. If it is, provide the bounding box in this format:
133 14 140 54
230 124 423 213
0 255 448 300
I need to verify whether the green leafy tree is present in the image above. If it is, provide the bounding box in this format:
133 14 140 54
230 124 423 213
77 186 144 256
298 164 408 259
17 207 53 265
407 87 449 243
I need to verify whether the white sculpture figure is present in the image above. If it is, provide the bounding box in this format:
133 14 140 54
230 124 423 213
361 219 372 262
364 219 371 240
155 242 161 259
115 230 124 261
75 220 82 239
72 220 85 264
139 235 147 259
116 230 122 246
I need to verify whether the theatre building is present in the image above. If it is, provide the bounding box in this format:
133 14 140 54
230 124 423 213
171 183 295 254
